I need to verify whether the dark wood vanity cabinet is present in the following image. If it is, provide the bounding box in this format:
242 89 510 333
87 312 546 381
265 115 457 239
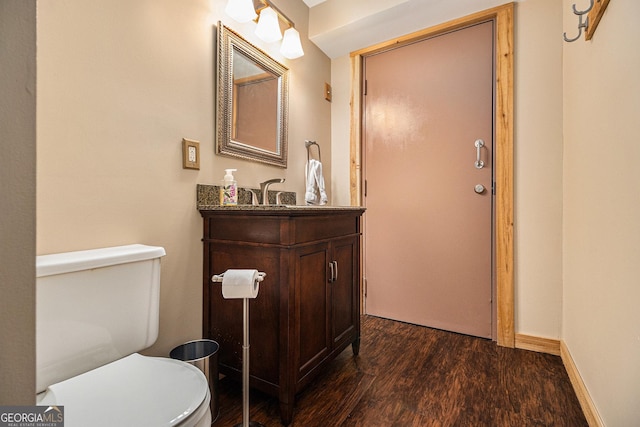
200 207 364 425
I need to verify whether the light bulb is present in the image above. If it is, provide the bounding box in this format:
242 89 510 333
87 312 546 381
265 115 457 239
225 0 257 23
280 27 304 59
255 7 282 43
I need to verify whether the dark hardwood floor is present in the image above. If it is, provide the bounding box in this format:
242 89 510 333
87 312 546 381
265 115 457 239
213 315 588 426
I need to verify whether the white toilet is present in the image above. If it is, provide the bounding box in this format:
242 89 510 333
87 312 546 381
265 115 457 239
36 244 212 427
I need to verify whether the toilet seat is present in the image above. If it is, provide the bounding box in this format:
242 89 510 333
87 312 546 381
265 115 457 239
37 353 211 427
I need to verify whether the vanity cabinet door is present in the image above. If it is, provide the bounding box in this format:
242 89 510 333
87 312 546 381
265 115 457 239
294 235 360 384
206 242 282 390
330 236 359 351
294 242 331 382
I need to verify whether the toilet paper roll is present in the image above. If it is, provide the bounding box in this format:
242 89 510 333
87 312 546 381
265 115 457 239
221 269 260 299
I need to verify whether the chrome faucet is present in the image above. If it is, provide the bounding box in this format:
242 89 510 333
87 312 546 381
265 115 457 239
260 178 285 205
249 190 260 206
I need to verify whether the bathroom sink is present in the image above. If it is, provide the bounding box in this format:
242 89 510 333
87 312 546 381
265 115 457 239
282 204 333 208
281 205 364 211
247 204 334 208
197 204 364 212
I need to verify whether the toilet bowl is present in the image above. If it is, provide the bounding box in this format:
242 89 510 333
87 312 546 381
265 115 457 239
36 245 212 427
37 354 211 427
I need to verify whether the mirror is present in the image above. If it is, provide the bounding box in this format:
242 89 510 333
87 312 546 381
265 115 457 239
216 22 289 168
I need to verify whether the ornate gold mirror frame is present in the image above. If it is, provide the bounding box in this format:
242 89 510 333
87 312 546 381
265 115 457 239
216 22 289 168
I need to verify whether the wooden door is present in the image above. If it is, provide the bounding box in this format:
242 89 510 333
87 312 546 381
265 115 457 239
363 21 494 338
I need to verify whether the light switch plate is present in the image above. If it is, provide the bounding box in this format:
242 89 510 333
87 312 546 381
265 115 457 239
324 82 332 102
182 138 200 169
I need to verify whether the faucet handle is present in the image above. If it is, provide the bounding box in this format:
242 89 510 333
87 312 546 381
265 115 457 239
249 190 259 206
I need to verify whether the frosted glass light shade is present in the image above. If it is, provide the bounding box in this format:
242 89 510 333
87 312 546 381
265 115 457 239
280 27 304 59
255 7 282 43
225 0 257 23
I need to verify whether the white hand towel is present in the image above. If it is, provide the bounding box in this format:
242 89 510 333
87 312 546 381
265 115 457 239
313 159 328 205
305 160 318 204
305 159 328 205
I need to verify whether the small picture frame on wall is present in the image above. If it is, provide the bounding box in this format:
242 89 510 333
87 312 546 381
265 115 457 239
182 138 200 170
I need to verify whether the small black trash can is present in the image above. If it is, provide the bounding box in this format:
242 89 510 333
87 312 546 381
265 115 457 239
170 339 219 423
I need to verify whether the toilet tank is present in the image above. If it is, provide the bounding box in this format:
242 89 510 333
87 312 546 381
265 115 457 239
36 244 166 393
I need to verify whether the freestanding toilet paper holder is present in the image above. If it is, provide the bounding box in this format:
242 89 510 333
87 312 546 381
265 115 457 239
211 270 266 427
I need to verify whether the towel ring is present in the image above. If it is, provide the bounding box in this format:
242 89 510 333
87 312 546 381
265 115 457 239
305 140 321 162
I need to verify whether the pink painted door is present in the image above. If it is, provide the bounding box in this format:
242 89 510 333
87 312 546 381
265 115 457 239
363 22 494 338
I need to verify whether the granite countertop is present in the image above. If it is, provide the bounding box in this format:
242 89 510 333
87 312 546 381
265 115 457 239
198 204 365 212
197 184 365 213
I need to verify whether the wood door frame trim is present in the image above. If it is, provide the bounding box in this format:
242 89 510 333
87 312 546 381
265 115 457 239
349 3 515 347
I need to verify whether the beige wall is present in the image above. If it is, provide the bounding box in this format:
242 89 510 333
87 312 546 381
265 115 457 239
36 0 331 357
513 0 564 339
562 0 640 424
330 55 352 204
0 0 37 404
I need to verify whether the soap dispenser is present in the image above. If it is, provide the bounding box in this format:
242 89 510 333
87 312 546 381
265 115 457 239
220 169 238 206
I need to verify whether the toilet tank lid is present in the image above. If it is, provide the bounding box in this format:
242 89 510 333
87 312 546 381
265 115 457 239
36 244 166 277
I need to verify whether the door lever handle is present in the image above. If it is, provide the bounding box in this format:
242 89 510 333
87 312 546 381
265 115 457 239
474 139 485 169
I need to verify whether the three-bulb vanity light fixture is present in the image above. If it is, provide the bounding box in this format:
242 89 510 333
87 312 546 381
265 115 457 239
225 0 305 59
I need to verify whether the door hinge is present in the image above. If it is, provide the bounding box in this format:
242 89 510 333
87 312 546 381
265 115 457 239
364 79 368 96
